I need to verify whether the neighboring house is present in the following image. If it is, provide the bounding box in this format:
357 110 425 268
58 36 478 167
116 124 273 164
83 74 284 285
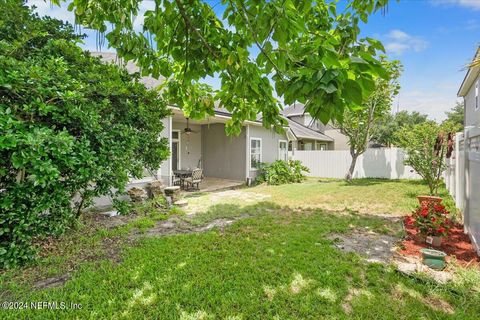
458 47 480 128
92 52 295 188
282 103 349 150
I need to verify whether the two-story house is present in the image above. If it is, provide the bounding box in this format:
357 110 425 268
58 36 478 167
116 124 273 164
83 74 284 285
282 103 350 151
458 47 480 128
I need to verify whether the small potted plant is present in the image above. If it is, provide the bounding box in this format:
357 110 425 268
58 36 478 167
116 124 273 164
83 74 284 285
406 201 451 246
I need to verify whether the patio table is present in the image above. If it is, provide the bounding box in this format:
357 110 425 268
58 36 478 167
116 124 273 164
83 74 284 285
173 170 193 189
173 170 193 178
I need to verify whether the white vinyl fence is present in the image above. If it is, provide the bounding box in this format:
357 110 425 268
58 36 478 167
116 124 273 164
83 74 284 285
444 127 480 255
290 148 420 179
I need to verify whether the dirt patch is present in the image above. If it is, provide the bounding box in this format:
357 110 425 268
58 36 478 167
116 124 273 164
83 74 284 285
328 229 400 264
392 283 454 314
34 274 70 289
399 218 479 267
134 214 250 238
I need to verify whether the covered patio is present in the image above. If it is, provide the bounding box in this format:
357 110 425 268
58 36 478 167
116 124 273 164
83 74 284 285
167 107 248 191
181 177 244 193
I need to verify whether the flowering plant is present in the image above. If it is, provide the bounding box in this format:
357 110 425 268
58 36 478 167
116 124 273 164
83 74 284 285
406 201 451 237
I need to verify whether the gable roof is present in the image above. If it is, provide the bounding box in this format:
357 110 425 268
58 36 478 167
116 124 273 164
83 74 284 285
286 118 333 142
458 46 480 97
282 103 307 117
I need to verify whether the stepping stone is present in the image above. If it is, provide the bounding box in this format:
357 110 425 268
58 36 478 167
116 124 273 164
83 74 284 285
174 200 188 207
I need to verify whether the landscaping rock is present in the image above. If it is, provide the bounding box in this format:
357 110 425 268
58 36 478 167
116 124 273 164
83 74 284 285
164 186 181 202
127 187 148 203
394 255 454 284
148 180 165 198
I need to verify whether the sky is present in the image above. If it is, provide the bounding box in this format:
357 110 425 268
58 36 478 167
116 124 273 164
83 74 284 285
27 0 480 121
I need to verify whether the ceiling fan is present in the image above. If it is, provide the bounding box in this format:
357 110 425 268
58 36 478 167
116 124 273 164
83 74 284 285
182 118 198 135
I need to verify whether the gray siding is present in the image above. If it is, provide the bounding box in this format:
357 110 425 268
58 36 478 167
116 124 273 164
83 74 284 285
248 125 288 178
324 125 350 150
201 123 247 181
465 73 480 127
172 122 202 170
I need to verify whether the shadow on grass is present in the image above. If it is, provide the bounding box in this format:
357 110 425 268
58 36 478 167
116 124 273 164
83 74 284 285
339 178 427 187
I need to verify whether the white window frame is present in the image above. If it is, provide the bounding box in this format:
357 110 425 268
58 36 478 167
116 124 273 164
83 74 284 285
172 130 181 171
249 137 262 170
278 140 288 161
476 80 479 111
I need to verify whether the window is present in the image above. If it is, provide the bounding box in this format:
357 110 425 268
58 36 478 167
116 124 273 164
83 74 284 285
250 138 262 169
278 140 288 161
315 141 327 150
476 80 479 111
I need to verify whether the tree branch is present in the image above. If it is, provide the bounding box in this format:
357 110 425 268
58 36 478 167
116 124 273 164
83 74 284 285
174 0 219 58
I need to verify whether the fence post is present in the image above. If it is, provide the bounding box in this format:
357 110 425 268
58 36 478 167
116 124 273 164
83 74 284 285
455 133 462 207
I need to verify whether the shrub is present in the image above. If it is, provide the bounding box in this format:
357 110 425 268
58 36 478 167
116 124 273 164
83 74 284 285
0 3 169 268
395 121 460 195
406 201 451 237
257 160 309 185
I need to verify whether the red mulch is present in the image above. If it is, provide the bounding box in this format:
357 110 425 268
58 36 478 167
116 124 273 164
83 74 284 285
399 218 479 267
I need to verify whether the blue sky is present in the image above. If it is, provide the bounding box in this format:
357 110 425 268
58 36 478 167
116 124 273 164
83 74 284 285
28 0 480 121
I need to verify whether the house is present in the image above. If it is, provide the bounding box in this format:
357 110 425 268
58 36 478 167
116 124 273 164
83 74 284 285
92 52 296 190
458 47 480 128
282 103 349 150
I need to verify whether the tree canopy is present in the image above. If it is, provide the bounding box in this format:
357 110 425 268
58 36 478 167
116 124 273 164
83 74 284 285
371 110 429 146
55 0 391 135
443 101 464 130
0 1 170 268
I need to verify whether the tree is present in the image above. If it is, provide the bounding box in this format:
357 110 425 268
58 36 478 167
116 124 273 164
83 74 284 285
0 2 170 268
395 122 457 196
372 110 428 146
336 59 402 181
54 0 391 135
443 101 464 130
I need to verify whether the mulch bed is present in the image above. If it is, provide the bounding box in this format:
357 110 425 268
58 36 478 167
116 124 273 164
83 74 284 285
399 218 479 267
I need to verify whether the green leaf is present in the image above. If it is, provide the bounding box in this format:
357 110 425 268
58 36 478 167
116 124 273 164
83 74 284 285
342 79 363 105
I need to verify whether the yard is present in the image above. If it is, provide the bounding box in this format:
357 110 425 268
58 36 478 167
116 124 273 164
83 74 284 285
1 179 479 319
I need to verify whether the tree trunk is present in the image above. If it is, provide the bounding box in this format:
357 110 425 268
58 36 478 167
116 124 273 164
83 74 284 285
346 153 359 181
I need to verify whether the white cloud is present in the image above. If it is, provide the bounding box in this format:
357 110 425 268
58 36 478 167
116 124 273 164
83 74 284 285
384 29 428 55
396 89 461 122
384 29 428 56
431 0 480 10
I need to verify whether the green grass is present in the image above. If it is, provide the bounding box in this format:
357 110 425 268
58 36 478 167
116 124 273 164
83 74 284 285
186 178 457 218
245 178 456 216
0 179 475 319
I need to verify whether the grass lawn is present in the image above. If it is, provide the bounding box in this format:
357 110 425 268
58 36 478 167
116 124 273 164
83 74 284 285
1 179 477 319
186 178 457 217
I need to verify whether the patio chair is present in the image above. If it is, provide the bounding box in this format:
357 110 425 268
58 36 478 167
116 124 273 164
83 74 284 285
172 172 182 187
182 168 203 191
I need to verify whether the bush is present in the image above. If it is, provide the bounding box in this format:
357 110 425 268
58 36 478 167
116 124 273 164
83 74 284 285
0 3 169 268
257 160 309 185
